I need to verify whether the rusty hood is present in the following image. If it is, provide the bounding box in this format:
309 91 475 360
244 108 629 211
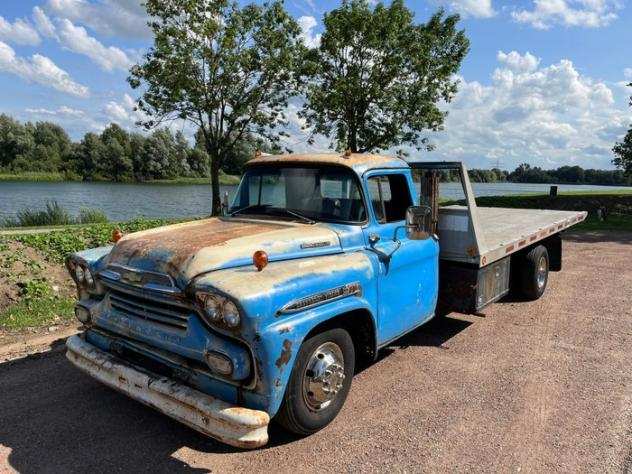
105 218 342 287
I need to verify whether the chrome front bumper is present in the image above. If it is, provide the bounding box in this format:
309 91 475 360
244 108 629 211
65 335 269 449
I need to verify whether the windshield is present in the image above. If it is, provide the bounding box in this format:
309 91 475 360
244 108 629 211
230 166 367 223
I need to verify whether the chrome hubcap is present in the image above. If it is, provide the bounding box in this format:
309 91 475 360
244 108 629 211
302 342 345 411
537 256 547 288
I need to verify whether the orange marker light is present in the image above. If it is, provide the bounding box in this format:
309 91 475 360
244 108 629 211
253 250 268 272
112 228 123 243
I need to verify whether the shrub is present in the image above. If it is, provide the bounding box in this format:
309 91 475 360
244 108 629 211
78 208 108 224
13 201 73 227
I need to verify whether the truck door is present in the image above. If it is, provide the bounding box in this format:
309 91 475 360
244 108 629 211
363 171 439 345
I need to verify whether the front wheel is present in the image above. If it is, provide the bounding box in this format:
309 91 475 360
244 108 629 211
275 328 355 435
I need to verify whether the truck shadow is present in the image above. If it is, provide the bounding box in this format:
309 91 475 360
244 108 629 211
388 314 473 350
0 352 249 473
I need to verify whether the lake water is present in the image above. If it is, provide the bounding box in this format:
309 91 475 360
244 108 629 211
1 180 630 222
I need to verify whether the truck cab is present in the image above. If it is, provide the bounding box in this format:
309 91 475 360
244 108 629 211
65 153 586 448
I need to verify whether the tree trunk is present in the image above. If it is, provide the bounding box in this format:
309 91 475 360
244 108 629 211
210 154 222 216
348 128 358 153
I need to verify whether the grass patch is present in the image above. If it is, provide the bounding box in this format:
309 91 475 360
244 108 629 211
0 172 67 182
146 173 240 186
0 295 74 330
2 201 108 227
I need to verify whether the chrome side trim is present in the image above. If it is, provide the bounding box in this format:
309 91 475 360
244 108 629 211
277 282 362 315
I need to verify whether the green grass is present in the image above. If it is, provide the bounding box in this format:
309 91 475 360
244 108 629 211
2 201 108 227
0 172 68 182
146 173 241 185
0 295 74 330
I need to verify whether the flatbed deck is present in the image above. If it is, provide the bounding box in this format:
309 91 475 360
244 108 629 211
438 205 587 266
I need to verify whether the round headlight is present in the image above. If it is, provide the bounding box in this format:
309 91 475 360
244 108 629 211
84 268 94 287
204 295 223 322
222 301 240 327
75 265 85 282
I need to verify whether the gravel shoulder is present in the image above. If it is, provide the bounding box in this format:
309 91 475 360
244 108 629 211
0 232 630 473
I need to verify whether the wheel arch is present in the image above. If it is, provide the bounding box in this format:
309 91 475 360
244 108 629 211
302 308 377 371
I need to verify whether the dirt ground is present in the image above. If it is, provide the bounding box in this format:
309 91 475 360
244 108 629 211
0 232 630 473
0 241 75 345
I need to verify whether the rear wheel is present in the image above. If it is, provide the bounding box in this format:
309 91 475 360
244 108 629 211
515 245 549 300
276 328 354 435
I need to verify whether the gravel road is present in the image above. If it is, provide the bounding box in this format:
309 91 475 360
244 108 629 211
0 232 631 473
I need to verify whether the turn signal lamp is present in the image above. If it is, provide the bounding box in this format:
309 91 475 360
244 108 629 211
112 228 123 243
253 250 268 271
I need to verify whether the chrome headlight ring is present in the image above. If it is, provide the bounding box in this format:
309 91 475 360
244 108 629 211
196 292 242 329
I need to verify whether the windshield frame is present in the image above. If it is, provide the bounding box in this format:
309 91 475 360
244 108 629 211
230 163 369 226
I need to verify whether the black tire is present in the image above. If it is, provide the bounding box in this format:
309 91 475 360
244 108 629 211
276 328 355 436
516 245 549 300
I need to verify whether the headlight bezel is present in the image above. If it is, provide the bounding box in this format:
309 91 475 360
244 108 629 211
67 258 102 297
196 291 242 329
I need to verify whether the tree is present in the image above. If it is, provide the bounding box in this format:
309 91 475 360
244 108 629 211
301 0 469 153
129 0 305 214
613 129 632 175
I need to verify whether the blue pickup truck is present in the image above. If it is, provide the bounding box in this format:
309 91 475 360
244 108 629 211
65 153 586 448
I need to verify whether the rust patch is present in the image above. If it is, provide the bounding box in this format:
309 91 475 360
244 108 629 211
275 339 292 369
248 152 406 171
278 325 291 334
107 218 286 274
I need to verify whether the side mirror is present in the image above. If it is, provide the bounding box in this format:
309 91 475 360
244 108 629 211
406 206 431 240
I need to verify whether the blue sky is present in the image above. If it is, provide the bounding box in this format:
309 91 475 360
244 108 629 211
0 0 631 170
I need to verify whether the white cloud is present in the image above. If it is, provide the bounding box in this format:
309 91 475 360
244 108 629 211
25 106 84 117
427 51 629 169
497 50 541 74
104 93 148 127
433 0 495 18
47 0 151 39
0 40 89 98
297 16 321 49
32 7 57 39
624 68 632 80
0 16 40 46
56 19 132 72
512 0 622 29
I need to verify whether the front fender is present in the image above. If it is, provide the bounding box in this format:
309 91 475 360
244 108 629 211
196 251 378 416
255 295 375 416
67 245 113 272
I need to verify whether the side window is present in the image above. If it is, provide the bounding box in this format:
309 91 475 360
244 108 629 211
367 174 412 223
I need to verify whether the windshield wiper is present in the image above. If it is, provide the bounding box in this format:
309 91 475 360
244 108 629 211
270 208 316 224
229 203 271 216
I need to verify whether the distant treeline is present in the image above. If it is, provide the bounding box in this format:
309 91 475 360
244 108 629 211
449 164 630 186
1 114 629 186
506 163 632 186
0 114 264 183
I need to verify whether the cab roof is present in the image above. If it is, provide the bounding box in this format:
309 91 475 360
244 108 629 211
246 153 410 175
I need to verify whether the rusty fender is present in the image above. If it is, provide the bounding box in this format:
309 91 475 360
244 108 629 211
66 335 269 449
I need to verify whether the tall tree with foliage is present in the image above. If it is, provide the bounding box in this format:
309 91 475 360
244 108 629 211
301 0 469 154
129 0 305 214
613 84 632 175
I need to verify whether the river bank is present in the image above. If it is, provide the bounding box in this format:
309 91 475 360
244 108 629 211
0 172 240 185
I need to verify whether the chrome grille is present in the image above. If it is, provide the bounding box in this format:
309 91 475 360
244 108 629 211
108 288 190 331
